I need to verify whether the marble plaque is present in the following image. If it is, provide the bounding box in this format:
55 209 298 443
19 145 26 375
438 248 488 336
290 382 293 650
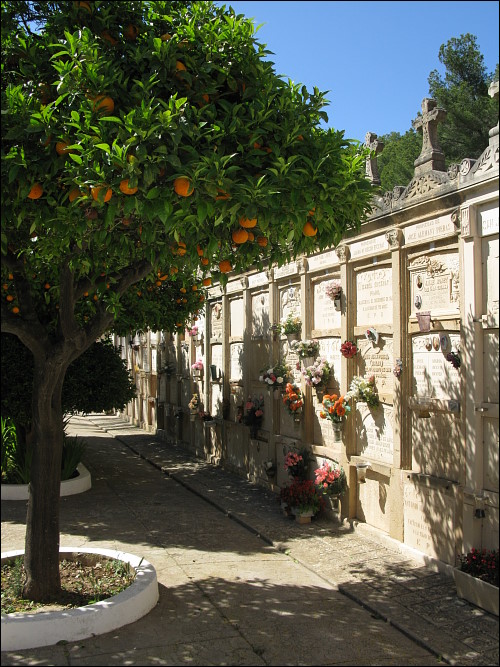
180 343 190 375
251 292 270 337
307 250 339 271
314 281 341 330
318 338 341 391
350 234 389 260
151 348 157 374
479 202 499 236
412 333 460 399
404 214 456 245
483 237 499 327
274 262 297 280
280 285 301 321
411 411 462 481
248 271 269 288
358 480 391 534
211 344 223 377
484 332 499 402
355 403 393 464
356 268 393 325
210 383 223 417
403 481 455 563
210 302 223 339
357 338 393 397
230 298 244 338
230 342 244 382
409 253 459 316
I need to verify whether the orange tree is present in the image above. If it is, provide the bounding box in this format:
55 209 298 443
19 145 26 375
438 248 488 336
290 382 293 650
1 0 374 601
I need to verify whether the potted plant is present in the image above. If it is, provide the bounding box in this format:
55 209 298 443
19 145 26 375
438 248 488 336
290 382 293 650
454 548 498 616
319 393 351 441
290 339 320 367
242 395 264 438
346 375 380 408
282 383 304 423
325 280 342 310
259 361 291 395
279 479 324 524
301 357 331 397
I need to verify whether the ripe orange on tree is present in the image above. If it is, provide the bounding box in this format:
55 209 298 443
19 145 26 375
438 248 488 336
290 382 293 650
119 179 138 195
196 244 204 256
202 277 212 287
200 257 209 266
6 295 14 302
75 1 92 13
160 33 172 41
215 188 230 200
91 185 112 202
219 260 232 273
247 231 255 241
68 187 88 202
239 216 257 228
175 60 187 73
12 306 20 314
256 236 268 247
55 141 73 155
232 228 248 244
91 94 114 113
124 24 139 41
173 177 194 197
100 30 118 46
302 221 317 237
27 183 43 200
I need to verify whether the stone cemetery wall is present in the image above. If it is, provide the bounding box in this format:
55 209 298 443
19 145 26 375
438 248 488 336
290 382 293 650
115 93 499 565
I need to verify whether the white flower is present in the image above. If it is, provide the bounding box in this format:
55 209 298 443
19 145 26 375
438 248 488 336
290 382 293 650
267 368 273 374
266 378 273 385
277 377 283 384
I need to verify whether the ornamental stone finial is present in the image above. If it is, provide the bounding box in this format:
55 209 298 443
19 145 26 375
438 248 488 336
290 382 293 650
488 80 499 142
412 98 447 175
365 132 384 185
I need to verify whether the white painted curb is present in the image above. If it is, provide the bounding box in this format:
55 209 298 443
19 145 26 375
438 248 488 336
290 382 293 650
1 547 159 651
1 463 91 501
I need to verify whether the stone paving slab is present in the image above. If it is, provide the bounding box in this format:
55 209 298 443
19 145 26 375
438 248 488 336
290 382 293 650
1 414 498 666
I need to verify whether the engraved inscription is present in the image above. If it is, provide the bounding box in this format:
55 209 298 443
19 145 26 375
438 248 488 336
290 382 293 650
230 298 244 338
314 280 341 330
356 268 393 325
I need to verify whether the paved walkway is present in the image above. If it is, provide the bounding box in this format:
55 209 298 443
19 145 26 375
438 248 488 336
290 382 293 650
1 414 498 666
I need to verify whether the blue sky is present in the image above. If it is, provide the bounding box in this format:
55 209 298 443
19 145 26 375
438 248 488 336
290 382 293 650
217 1 499 143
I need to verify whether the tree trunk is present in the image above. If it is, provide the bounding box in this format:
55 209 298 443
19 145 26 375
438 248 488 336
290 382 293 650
23 353 68 601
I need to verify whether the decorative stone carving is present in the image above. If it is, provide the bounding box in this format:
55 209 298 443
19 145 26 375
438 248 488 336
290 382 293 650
385 229 402 249
412 98 447 175
401 170 450 201
335 244 349 263
365 131 384 185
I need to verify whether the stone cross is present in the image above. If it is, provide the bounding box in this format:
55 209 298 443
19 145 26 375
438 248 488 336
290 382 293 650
365 132 384 185
412 98 447 175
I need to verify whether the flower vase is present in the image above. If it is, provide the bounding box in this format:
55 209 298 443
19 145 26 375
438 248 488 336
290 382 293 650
332 422 343 442
273 387 282 400
286 332 299 344
302 356 315 368
293 415 301 425
291 508 314 524
315 386 325 402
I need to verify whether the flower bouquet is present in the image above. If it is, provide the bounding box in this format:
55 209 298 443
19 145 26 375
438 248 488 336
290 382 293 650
325 280 342 301
243 395 264 438
319 393 351 424
302 357 331 389
260 361 291 390
277 313 302 335
346 375 380 407
314 459 347 497
446 351 461 369
188 325 199 337
188 393 200 419
282 383 304 421
290 339 320 359
191 359 203 373
284 448 310 481
340 340 358 359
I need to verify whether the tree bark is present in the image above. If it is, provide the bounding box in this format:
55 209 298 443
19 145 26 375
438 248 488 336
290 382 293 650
23 353 68 601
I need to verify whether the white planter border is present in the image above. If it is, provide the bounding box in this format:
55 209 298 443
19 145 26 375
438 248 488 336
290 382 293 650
1 463 91 501
1 547 159 651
